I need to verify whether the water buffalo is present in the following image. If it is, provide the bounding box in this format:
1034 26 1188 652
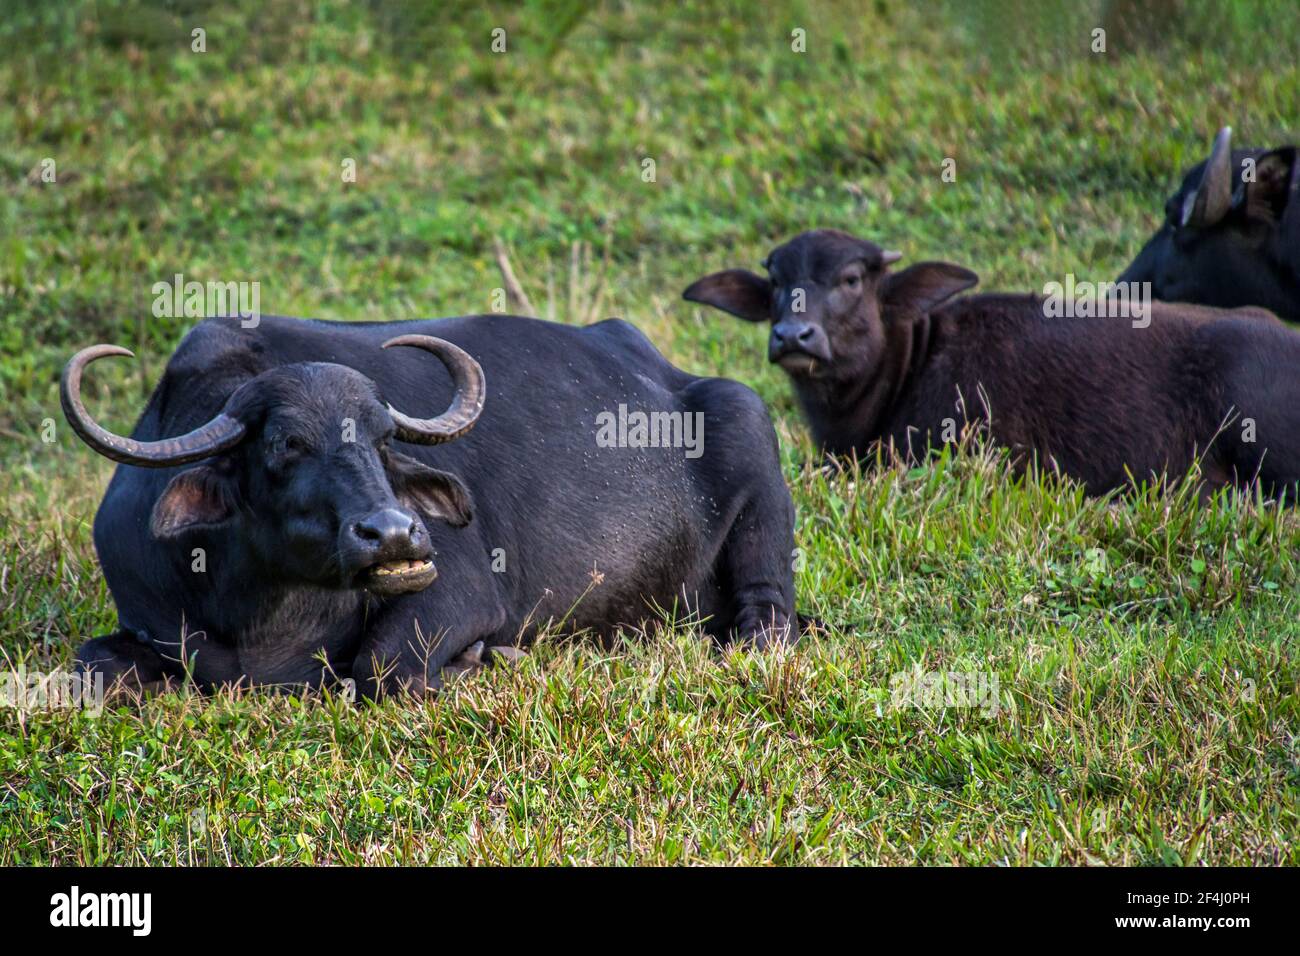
684 229 1300 499
66 314 798 698
1119 126 1299 321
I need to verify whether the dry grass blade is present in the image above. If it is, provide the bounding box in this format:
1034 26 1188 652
492 236 538 317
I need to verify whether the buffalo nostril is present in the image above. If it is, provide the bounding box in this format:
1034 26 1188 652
796 326 815 343
352 509 420 551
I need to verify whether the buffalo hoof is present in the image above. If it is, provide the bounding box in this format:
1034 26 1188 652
440 641 487 684
439 642 529 685
76 631 168 698
486 644 528 665
731 610 795 650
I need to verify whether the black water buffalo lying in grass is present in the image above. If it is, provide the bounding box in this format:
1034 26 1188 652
1120 126 1299 321
65 314 797 698
685 229 1300 499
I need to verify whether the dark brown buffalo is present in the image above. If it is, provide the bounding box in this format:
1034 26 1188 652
685 229 1300 499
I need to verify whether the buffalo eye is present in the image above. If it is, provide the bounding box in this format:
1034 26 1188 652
841 272 862 291
763 261 781 288
268 432 309 462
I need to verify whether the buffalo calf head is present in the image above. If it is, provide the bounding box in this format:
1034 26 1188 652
684 229 977 387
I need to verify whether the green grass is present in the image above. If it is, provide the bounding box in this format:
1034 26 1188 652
1 0 1297 864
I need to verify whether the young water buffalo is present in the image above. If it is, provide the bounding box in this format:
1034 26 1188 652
65 314 798 698
1120 126 1299 321
685 229 1300 499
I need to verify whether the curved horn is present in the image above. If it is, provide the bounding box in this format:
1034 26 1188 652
381 335 486 445
61 345 246 466
1182 126 1234 228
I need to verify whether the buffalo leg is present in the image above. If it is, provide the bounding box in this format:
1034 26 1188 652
716 492 796 650
350 597 508 699
682 377 797 649
75 630 169 695
351 626 487 698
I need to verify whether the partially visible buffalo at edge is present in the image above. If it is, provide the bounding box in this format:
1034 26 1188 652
1120 126 1299 321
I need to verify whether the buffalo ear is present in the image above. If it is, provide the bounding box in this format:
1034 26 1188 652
151 466 237 538
682 269 773 322
1243 147 1297 222
386 451 473 528
882 262 979 315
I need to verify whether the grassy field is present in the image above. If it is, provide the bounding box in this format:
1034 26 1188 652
1 0 1297 864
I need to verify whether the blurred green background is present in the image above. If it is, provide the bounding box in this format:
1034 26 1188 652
2 0 1296 429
